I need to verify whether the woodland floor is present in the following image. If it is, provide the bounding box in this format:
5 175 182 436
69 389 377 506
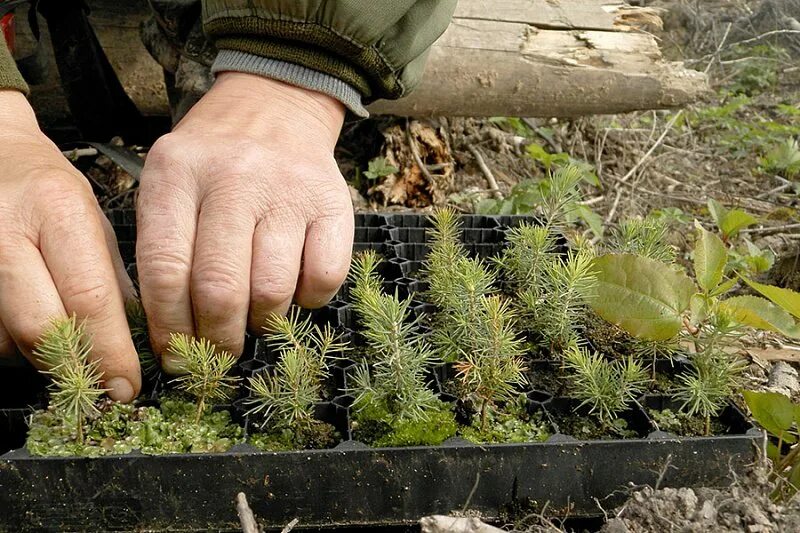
62 1 800 531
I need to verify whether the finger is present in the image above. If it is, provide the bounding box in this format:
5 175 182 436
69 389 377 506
0 241 66 369
136 148 198 365
248 217 305 332
190 199 253 357
39 196 141 402
295 212 354 309
97 207 137 302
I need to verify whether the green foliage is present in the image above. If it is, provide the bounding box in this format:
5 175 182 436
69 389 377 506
759 138 800 179
563 345 648 426
245 309 343 439
649 207 692 226
168 334 240 423
728 240 776 276
26 396 243 457
694 223 727 293
743 390 800 502
720 295 800 338
496 222 596 351
589 254 696 341
477 164 602 236
249 420 338 451
352 399 457 447
611 217 676 263
125 298 159 379
707 199 758 241
34 316 107 443
459 395 550 444
725 44 784 96
363 156 399 180
453 296 528 429
743 276 800 320
349 250 441 423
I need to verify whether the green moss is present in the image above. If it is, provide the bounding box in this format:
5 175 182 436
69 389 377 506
352 399 458 447
459 400 550 444
26 395 243 457
647 408 726 437
249 420 339 451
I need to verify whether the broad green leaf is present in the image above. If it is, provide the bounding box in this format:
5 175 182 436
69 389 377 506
589 254 696 341
720 296 800 338
710 277 738 297
720 209 758 238
742 277 800 320
743 390 795 435
707 198 726 227
768 441 781 461
690 293 709 325
694 223 727 292
576 204 604 238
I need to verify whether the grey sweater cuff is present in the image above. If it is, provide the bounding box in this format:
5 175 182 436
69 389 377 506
211 50 369 118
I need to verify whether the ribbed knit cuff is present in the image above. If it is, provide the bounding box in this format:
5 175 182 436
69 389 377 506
0 40 27 94
211 50 368 118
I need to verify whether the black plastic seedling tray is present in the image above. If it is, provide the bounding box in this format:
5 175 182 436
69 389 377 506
0 211 762 531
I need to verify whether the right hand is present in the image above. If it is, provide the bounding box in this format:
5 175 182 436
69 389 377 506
0 90 141 402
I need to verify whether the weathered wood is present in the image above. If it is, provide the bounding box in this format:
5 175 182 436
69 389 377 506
19 0 706 122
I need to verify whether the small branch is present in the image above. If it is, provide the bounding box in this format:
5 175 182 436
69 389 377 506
235 493 260 533
280 518 300 533
406 121 436 186
468 146 502 200
618 111 683 183
461 472 481 514
605 189 623 224
741 223 800 235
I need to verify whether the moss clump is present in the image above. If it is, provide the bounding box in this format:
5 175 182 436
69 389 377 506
648 408 726 437
550 411 636 440
352 398 457 447
249 420 339 452
459 396 551 444
26 395 242 457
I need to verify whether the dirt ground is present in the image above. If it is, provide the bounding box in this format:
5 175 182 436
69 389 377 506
50 1 800 531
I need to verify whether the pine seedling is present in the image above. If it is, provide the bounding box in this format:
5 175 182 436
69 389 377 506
611 217 675 263
349 250 439 422
494 224 556 294
168 334 240 423
125 298 159 379
454 296 528 431
245 308 343 431
425 208 497 361
563 344 648 428
674 350 744 435
539 164 584 229
34 316 107 443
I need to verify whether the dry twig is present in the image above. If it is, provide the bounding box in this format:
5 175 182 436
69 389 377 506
468 146 503 200
235 493 260 533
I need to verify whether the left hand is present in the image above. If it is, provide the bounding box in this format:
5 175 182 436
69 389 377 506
136 72 354 372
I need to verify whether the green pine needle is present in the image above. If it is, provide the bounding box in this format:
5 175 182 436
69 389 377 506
34 316 107 441
168 333 240 422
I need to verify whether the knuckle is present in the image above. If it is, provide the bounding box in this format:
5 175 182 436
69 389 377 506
192 267 248 316
137 248 191 292
251 264 297 309
60 278 116 317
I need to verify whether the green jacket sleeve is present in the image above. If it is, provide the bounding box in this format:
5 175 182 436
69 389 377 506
201 0 456 102
0 39 27 93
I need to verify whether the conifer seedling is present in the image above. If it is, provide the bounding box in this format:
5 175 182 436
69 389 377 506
349 250 440 423
34 316 107 443
168 334 240 423
245 308 344 438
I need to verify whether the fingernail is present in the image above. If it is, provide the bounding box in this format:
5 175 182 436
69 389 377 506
106 377 134 403
161 354 185 376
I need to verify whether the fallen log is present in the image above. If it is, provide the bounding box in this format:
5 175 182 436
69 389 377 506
18 0 706 122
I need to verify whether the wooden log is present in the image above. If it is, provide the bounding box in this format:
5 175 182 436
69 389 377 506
369 2 707 117
18 0 705 122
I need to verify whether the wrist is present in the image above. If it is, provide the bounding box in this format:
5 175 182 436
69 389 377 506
200 72 346 147
0 90 41 140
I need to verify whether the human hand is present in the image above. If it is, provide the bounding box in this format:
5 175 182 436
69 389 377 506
0 90 140 401
136 72 354 372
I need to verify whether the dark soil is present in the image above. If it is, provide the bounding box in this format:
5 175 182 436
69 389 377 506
646 408 727 437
